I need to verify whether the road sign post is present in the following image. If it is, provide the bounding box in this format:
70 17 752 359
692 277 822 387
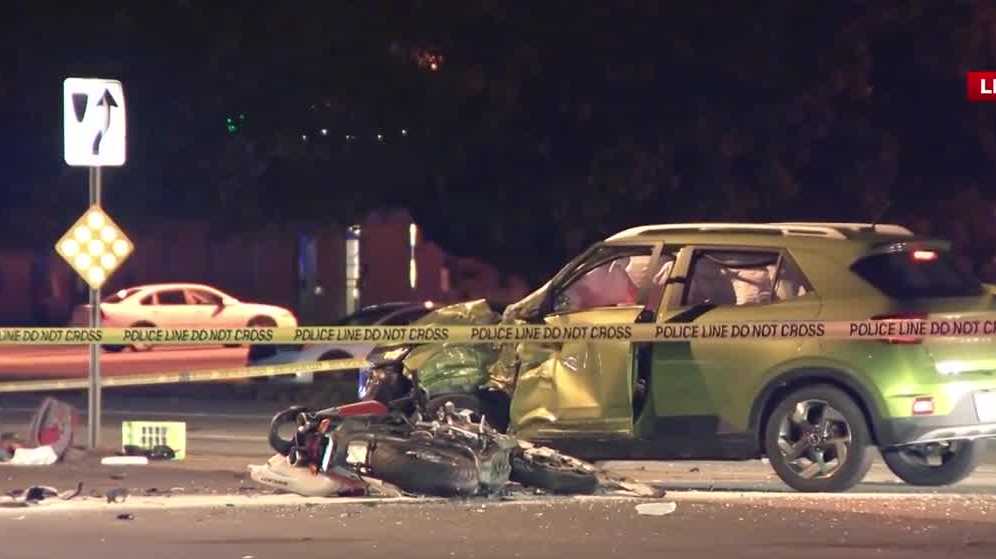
88 167 102 449
61 77 128 449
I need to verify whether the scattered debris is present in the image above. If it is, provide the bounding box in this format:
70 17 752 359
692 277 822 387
0 482 84 506
101 456 149 466
106 488 129 504
598 475 666 498
635 502 677 516
0 399 79 465
249 454 368 497
9 445 59 466
28 398 79 459
61 482 84 500
121 421 186 460
116 513 134 521
121 444 176 461
24 486 59 502
361 477 404 498
0 432 26 462
689 467 701 473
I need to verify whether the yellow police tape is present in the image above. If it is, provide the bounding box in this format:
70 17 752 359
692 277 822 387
0 357 369 393
0 316 995 346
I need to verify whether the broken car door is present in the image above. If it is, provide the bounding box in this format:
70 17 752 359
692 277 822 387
509 243 663 440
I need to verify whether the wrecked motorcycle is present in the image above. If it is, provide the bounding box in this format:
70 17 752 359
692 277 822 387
268 367 598 497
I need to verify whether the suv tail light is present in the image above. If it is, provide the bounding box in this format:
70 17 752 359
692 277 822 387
871 312 927 344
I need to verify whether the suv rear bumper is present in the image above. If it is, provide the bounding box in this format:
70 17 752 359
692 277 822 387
877 391 996 447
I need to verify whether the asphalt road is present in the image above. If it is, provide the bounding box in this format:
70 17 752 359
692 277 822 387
2 394 996 558
3 495 996 559
0 345 249 380
2 393 996 496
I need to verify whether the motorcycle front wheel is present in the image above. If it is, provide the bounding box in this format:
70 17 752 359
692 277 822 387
268 405 311 456
509 446 599 494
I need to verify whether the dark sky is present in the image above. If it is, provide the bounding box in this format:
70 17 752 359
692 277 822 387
2 1 995 279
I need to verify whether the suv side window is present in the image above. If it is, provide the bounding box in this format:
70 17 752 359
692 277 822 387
553 246 655 314
684 250 811 307
772 255 812 302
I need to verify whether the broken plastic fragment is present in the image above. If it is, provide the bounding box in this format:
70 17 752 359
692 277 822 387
106 488 129 503
9 445 59 466
635 502 677 516
101 456 149 466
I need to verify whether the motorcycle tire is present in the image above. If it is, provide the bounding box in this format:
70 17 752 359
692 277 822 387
510 449 599 495
367 438 480 497
268 405 310 456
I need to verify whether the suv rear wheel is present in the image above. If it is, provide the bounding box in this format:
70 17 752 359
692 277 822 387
881 440 980 486
764 385 874 492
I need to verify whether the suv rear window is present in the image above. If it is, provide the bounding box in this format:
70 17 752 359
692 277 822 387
851 250 984 299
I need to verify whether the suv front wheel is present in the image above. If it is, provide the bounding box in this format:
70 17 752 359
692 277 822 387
764 385 874 492
881 440 980 486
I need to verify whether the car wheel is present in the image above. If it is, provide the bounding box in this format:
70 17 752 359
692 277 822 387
233 316 278 349
764 385 874 492
129 322 156 352
881 440 980 486
248 316 277 328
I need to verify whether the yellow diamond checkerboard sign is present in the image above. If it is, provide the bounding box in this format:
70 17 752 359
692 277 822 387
55 205 133 290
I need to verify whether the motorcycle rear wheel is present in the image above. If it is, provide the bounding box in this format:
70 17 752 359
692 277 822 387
367 439 480 497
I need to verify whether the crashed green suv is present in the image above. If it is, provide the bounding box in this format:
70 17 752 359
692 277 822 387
368 222 996 492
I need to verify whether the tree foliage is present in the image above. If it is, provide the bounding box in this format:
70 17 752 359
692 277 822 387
1 1 994 281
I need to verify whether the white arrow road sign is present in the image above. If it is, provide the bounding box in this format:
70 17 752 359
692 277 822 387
63 78 126 167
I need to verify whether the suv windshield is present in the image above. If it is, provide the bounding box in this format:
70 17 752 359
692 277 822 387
851 250 984 299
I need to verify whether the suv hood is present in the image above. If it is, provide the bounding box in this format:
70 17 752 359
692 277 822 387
401 299 502 371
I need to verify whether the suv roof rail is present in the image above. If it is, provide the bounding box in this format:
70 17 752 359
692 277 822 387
605 223 848 241
769 222 914 237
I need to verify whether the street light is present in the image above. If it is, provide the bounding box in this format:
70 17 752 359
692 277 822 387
56 205 133 290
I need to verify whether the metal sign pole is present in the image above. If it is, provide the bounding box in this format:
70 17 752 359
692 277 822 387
87 166 102 449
